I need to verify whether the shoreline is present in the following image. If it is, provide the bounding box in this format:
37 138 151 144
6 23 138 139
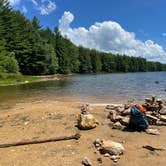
0 99 166 165
0 74 68 87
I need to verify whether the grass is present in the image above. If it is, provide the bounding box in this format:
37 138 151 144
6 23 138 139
0 73 39 86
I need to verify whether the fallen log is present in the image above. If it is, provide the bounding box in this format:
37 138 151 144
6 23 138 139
0 132 81 148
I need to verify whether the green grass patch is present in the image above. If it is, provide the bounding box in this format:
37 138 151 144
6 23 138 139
0 73 39 86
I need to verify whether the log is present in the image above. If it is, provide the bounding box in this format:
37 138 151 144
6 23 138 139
0 132 81 148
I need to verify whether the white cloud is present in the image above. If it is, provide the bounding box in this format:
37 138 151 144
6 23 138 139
22 6 28 13
31 0 56 15
59 11 166 63
9 0 21 6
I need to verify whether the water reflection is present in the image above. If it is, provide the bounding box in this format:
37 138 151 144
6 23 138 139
0 72 166 108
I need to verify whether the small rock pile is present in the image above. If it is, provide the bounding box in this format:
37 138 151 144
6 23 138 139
143 97 166 125
107 97 166 130
107 101 131 130
77 104 99 130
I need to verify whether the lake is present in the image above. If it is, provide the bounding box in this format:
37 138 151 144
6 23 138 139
0 72 166 108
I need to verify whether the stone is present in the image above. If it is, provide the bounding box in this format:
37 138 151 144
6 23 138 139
110 155 120 162
97 158 102 164
145 98 152 103
156 120 166 126
104 153 110 157
146 128 160 135
156 99 163 104
100 140 125 155
94 138 102 147
159 107 166 115
151 105 160 112
120 117 130 126
108 112 123 123
116 107 124 113
77 114 99 130
112 122 124 130
121 108 131 116
146 115 159 125
159 115 166 122
82 157 92 166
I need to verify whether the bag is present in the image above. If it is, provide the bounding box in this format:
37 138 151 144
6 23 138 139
129 105 149 131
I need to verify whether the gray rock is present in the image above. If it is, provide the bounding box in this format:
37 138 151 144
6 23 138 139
121 108 131 116
82 157 92 166
110 155 120 162
112 122 124 130
100 140 125 155
120 117 130 126
159 107 166 115
146 115 159 125
94 138 102 147
146 128 160 135
156 120 166 126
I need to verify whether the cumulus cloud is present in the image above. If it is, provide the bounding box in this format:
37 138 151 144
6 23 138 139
30 0 56 15
59 11 166 63
9 0 21 6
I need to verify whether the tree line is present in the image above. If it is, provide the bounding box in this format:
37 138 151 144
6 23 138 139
0 0 166 76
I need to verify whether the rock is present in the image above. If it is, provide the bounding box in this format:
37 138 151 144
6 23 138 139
146 128 160 135
155 81 159 84
106 104 122 110
94 139 102 148
100 140 125 155
150 105 160 112
116 107 124 113
120 117 130 126
159 107 166 115
159 115 166 122
145 98 152 103
121 108 131 116
110 155 120 162
146 115 159 125
156 99 163 104
112 122 124 130
81 104 89 114
97 158 102 164
77 114 99 130
82 157 92 166
156 120 166 126
108 112 123 123
104 153 110 157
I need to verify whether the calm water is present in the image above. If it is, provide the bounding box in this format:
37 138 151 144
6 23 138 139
0 72 166 108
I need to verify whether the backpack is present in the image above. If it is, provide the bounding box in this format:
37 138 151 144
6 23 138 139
129 105 149 131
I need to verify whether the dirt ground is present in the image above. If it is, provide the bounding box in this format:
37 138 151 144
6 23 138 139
0 100 166 166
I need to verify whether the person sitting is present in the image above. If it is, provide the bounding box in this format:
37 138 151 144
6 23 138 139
128 104 149 131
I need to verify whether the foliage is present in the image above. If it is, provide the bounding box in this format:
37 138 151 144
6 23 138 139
0 0 166 78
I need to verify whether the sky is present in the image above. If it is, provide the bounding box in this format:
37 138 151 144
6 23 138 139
9 0 166 63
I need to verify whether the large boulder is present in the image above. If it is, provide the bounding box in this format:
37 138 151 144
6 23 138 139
77 114 99 130
100 140 125 155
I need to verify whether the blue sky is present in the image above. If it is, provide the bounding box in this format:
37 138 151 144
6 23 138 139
10 0 166 63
